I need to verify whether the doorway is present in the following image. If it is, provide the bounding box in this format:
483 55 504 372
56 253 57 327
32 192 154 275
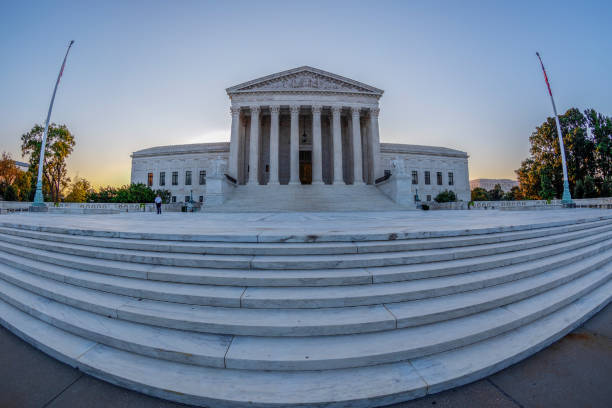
299 150 312 184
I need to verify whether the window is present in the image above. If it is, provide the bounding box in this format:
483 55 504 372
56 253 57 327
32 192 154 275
171 196 176 203
199 195 204 203
185 195 190 203
172 171 178 185
427 195 432 202
185 171 192 186
448 172 454 186
437 172 443 185
199 170 206 185
425 171 431 185
159 172 165 186
411 170 418 185
147 173 153 187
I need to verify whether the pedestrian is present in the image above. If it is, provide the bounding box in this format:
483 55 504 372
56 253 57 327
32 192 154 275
155 194 162 214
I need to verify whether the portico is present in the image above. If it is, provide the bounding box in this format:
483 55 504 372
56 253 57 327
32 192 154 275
226 66 384 186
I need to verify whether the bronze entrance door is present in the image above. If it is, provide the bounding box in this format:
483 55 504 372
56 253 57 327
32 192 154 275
299 151 312 184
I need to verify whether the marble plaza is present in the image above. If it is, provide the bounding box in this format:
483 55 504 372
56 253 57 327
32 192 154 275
131 66 470 209
0 209 610 407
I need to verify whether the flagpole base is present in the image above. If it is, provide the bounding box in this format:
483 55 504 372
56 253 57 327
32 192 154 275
561 180 573 206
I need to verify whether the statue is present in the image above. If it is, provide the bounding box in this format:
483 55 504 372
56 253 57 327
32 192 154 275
391 157 406 176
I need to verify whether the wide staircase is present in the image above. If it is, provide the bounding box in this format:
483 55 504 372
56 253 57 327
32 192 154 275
214 183 406 211
0 214 610 407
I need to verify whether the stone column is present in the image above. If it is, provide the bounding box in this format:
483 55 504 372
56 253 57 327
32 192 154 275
268 105 280 185
311 105 323 184
369 107 381 182
228 106 241 179
248 105 260 185
331 106 343 184
289 105 300 184
351 107 364 185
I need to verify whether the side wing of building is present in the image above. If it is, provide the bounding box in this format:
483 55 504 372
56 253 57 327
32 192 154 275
380 143 470 202
130 143 229 203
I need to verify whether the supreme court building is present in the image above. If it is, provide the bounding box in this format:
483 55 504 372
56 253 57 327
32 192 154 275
131 66 470 209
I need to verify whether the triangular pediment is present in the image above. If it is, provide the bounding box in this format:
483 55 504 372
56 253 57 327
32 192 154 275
226 66 383 96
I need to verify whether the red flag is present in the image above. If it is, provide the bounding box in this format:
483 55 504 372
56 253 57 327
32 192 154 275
536 52 553 97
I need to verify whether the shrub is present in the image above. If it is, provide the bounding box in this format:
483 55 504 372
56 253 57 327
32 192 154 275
434 190 457 203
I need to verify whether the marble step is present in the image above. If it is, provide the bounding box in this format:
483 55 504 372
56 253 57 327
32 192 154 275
0 229 608 290
0 280 609 408
2 214 611 244
241 239 612 308
0 263 394 336
3 262 608 372
0 278 232 368
250 224 612 270
0 222 610 270
0 217 607 255
0 236 607 309
0 251 245 307
226 262 612 370
0 249 608 337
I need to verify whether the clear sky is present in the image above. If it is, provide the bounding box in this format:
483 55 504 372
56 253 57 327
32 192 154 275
1 0 611 188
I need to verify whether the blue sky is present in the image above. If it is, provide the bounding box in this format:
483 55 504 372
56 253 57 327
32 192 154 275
1 0 611 187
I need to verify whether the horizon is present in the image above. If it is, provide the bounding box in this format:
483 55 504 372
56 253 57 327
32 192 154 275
1 0 611 188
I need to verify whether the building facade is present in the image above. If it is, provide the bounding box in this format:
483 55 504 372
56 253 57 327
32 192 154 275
470 178 518 192
131 66 470 206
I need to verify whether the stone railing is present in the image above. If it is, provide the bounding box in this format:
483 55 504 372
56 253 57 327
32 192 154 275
0 201 184 213
471 198 612 210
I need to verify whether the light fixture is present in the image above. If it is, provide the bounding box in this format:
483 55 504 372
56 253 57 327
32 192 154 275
301 116 308 144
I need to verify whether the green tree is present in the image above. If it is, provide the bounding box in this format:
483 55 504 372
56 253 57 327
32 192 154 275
13 171 33 201
488 184 504 201
65 177 92 203
516 108 612 199
539 168 555 201
154 189 172 204
583 175 597 198
434 190 457 203
21 123 75 202
574 179 585 199
471 187 489 201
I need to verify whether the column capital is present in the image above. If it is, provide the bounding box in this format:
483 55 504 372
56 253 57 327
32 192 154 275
331 106 342 115
311 105 322 115
351 106 361 116
230 106 241 116
289 105 301 115
370 107 380 118
250 105 261 115
270 105 280 114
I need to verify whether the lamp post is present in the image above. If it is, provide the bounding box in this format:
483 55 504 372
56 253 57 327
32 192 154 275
31 41 75 209
536 52 573 205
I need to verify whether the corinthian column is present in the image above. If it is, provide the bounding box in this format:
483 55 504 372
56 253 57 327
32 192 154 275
268 105 280 185
228 106 241 179
369 107 381 182
311 105 323 184
351 107 364 185
289 105 300 184
248 105 261 185
331 106 343 184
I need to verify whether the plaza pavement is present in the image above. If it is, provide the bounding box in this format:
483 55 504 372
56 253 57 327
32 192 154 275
0 303 609 408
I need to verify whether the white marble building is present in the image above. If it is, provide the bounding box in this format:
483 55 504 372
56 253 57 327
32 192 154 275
131 66 469 207
470 178 518 192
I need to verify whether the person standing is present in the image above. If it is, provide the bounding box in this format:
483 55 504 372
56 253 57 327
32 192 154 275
155 194 162 214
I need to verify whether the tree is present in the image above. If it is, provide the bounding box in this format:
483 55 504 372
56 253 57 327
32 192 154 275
488 184 504 201
471 187 489 201
0 152 20 185
539 168 555 201
574 179 585 199
434 190 457 203
503 186 521 201
65 177 92 203
516 108 612 199
583 175 596 198
154 189 172 204
21 123 75 202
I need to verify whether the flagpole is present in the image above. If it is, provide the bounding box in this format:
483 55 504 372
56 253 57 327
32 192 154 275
536 52 573 205
32 40 75 209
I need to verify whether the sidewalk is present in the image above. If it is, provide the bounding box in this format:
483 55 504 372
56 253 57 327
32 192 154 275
1 303 610 408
